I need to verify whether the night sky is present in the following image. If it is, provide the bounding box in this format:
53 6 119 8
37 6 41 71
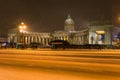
0 0 119 36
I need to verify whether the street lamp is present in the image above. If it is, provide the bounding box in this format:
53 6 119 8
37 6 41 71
19 22 27 45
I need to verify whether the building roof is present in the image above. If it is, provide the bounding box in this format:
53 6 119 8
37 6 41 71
65 14 74 25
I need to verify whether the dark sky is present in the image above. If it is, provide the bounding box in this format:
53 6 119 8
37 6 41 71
0 0 119 36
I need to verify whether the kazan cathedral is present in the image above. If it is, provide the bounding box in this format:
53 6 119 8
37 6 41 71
8 14 120 46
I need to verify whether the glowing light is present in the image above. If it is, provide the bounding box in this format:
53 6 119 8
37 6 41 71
21 22 24 25
20 30 23 33
19 26 22 29
96 31 105 34
23 26 26 29
19 22 27 33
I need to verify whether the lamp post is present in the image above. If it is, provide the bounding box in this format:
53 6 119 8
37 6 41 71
19 22 27 45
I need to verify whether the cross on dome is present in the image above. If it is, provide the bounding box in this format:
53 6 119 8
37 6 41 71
68 14 71 19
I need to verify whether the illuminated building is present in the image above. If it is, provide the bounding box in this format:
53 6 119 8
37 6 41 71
53 14 120 45
8 14 120 46
8 28 51 46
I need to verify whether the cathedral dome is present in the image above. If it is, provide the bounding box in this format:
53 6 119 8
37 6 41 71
65 14 74 25
64 14 75 32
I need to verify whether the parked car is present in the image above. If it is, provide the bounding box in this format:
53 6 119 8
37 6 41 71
49 40 70 49
30 42 42 49
16 43 27 49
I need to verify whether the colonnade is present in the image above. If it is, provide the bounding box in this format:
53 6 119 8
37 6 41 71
72 34 88 45
53 36 68 41
18 36 51 45
8 33 51 46
52 34 88 45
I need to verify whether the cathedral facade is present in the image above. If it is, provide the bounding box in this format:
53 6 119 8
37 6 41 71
8 14 120 47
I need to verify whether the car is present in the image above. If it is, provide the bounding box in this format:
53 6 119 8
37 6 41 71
30 42 42 49
16 43 27 49
49 40 70 49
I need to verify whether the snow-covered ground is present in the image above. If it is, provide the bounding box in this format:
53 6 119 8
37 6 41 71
0 49 120 80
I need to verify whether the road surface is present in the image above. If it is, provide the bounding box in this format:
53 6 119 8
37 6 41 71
0 49 120 80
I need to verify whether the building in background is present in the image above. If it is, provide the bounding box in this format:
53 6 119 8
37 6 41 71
8 14 120 47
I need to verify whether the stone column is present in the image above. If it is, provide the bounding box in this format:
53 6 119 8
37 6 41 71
23 36 25 44
27 36 30 45
37 37 40 43
7 36 11 43
37 36 39 43
79 36 81 45
42 38 45 45
44 38 46 45
36 36 38 43
105 28 112 45
33 36 35 42
46 38 49 45
39 37 41 43
31 36 34 43
26 36 28 44
24 36 26 44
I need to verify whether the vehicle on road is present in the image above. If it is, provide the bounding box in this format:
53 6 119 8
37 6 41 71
49 40 70 49
30 42 42 49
